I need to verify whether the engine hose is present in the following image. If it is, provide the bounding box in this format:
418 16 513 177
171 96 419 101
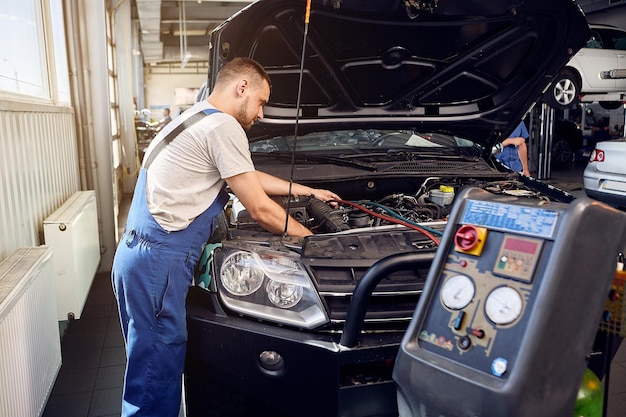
307 198 351 232
336 199 441 245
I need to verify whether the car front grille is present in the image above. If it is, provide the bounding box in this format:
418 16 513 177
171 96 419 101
312 265 427 327
302 229 435 332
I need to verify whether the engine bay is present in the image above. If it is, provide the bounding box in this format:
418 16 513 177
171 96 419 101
229 176 563 237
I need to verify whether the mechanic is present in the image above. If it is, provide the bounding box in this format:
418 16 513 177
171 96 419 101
151 107 172 130
493 120 531 176
111 57 339 417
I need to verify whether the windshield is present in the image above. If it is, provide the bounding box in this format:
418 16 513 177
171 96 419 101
250 129 482 157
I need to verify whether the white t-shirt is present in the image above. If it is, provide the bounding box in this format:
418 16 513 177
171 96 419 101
143 100 255 231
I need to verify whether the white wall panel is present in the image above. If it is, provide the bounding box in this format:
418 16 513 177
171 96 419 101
0 102 80 262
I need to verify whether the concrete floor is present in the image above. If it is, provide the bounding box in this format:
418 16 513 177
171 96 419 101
41 161 626 417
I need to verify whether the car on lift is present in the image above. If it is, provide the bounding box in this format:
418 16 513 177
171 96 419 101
545 24 626 110
583 137 626 208
183 1 591 416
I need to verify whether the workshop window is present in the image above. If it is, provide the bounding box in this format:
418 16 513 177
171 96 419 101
50 0 71 103
0 0 70 104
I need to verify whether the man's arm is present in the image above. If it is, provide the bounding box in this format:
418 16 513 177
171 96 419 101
256 170 340 204
501 136 530 176
516 140 530 176
501 136 525 147
226 171 313 237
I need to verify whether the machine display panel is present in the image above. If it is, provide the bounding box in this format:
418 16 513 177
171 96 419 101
461 200 559 238
494 235 543 282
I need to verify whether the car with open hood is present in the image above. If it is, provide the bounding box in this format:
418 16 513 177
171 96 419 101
184 1 590 416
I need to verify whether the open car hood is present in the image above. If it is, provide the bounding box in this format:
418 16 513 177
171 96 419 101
207 0 589 148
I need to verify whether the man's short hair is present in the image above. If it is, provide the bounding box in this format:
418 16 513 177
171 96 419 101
215 57 271 91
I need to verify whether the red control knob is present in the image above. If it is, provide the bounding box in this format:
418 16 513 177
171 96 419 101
455 225 479 251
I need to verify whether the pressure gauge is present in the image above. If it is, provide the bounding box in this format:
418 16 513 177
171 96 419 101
485 286 523 325
440 274 475 310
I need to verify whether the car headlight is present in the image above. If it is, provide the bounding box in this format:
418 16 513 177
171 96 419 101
217 248 329 329
266 279 303 308
221 251 264 296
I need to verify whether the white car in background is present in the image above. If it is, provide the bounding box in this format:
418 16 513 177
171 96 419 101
546 24 626 110
583 137 626 208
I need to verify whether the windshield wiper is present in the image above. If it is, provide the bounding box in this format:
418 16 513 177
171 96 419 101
386 148 480 161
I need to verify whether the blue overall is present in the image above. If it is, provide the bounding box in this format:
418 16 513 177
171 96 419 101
112 109 228 416
495 121 529 173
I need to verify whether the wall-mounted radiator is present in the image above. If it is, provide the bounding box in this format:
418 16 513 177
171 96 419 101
0 247 61 417
44 190 101 321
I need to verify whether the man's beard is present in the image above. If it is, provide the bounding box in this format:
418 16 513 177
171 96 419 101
236 97 254 130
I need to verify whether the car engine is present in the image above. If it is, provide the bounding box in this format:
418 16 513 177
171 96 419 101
230 177 554 235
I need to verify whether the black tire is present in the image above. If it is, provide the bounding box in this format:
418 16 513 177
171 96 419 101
599 101 622 110
551 138 574 167
545 69 580 109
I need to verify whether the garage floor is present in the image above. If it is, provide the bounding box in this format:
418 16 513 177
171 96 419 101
41 162 626 417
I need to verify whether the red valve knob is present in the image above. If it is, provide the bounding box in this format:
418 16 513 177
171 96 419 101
455 225 479 251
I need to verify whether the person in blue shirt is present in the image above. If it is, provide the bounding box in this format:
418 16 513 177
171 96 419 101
149 108 172 130
493 121 530 176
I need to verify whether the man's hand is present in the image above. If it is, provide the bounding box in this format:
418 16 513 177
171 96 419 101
256 171 341 207
308 188 341 207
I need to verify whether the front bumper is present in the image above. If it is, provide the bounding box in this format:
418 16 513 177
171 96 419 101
185 287 402 417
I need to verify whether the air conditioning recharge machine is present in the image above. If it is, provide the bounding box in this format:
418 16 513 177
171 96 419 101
393 187 626 417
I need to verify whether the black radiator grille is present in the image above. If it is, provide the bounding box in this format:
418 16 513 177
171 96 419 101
301 227 442 332
310 264 430 329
